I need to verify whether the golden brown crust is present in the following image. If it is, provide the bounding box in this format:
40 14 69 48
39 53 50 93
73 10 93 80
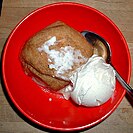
21 61 70 91
20 21 93 90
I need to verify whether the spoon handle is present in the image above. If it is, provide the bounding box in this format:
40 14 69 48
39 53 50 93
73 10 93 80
113 67 133 98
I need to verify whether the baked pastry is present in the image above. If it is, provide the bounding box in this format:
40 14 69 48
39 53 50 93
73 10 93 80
20 21 93 91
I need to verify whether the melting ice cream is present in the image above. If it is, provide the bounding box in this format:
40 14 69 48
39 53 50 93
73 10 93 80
60 54 116 107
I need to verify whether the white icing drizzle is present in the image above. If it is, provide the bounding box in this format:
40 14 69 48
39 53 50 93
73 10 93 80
37 36 87 79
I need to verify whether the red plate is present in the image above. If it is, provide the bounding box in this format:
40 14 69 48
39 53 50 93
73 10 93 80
2 2 131 131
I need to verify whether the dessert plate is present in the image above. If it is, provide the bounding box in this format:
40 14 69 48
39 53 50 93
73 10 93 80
2 2 131 131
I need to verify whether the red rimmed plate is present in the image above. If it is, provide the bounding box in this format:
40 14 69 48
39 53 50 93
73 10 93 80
2 2 131 131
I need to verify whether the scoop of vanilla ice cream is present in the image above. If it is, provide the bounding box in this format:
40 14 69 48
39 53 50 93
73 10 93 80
69 54 116 107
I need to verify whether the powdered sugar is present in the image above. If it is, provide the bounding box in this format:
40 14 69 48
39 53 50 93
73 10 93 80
37 36 87 79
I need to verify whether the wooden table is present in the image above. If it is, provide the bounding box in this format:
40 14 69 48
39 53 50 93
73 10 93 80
0 0 133 133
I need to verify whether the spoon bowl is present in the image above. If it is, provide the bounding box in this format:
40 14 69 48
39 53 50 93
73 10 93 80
81 31 133 98
81 31 111 62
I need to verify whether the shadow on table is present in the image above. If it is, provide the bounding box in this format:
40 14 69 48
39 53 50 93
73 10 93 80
0 0 3 16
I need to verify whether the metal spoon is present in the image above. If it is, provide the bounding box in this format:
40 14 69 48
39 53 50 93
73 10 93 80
81 31 133 98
